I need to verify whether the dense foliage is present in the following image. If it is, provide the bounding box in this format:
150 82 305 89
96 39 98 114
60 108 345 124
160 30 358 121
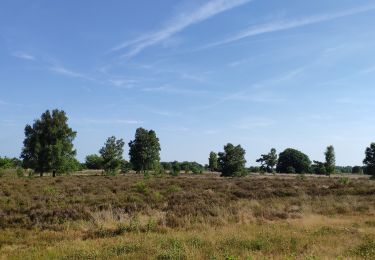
20 109 77 177
363 143 375 176
256 148 278 173
129 128 161 173
325 145 336 175
218 143 246 177
276 148 311 174
85 154 103 169
99 136 125 175
208 151 218 172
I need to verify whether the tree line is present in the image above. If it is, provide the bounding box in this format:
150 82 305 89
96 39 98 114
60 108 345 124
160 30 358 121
1 109 375 177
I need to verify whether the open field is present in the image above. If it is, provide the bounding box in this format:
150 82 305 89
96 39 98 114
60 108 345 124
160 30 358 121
0 173 375 259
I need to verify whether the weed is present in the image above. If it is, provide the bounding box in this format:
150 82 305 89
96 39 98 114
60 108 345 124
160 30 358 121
339 177 350 185
351 238 375 259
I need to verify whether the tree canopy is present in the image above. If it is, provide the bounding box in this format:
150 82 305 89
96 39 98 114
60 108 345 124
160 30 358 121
128 128 161 173
85 154 103 170
99 136 125 175
363 143 375 176
20 109 76 177
256 148 277 173
208 151 218 172
325 145 336 175
276 148 311 174
218 143 246 177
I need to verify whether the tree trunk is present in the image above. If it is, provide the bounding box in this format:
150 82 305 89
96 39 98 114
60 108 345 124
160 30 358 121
40 172 43 177
52 170 56 177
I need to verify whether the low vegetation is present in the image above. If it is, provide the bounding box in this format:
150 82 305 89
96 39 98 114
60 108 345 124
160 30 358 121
0 173 374 259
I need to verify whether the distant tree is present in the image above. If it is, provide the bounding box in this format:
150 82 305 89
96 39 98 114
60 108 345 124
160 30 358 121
325 145 336 175
208 151 218 172
120 160 133 173
0 157 13 169
276 148 311 174
85 154 103 169
128 128 161 173
352 166 363 174
171 161 180 176
363 143 375 176
21 109 77 177
161 162 172 171
218 143 247 177
256 148 278 173
311 160 326 175
248 166 260 173
335 166 352 174
99 136 125 175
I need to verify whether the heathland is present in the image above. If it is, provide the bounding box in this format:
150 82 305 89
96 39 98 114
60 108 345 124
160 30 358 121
0 172 374 259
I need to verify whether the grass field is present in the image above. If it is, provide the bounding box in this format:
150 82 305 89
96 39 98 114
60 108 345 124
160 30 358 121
0 173 374 259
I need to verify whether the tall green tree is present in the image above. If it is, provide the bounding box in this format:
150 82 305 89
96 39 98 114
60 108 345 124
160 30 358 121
128 128 161 173
256 148 278 173
276 148 311 174
363 143 375 176
218 143 247 177
208 151 218 172
325 145 336 175
99 136 125 175
21 109 77 177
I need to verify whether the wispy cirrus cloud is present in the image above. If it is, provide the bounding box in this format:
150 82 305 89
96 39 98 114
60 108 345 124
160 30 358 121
81 118 143 125
142 85 207 96
12 51 35 61
50 66 94 81
205 4 375 48
112 0 252 58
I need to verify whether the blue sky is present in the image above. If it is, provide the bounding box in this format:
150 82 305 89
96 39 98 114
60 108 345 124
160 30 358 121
1 0 375 166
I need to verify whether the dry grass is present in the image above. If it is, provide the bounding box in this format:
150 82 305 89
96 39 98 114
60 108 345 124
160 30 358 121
0 173 374 259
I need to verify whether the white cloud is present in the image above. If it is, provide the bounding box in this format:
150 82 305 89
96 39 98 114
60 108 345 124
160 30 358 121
12 51 35 61
82 118 143 125
206 4 375 48
360 66 375 74
142 85 207 95
112 0 252 58
50 66 97 82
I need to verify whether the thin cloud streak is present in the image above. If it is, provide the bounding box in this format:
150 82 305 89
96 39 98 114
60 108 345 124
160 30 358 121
112 0 252 58
206 4 375 48
12 51 36 61
80 118 143 125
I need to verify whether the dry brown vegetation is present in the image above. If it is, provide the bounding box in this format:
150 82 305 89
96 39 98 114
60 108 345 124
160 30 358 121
0 173 375 259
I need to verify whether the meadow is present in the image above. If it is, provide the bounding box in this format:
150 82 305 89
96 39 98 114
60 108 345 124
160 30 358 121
0 173 374 259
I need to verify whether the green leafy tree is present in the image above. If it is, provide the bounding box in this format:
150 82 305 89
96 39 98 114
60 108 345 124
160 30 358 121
121 160 133 173
352 166 363 174
311 160 326 175
21 109 77 177
99 136 125 175
218 143 247 177
256 148 278 173
208 151 218 172
171 161 180 176
363 143 375 176
325 145 336 175
276 148 311 174
0 157 13 169
85 154 103 169
128 128 161 173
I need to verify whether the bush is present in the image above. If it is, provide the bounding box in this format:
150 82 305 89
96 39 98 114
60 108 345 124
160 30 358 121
339 177 350 185
16 167 24 177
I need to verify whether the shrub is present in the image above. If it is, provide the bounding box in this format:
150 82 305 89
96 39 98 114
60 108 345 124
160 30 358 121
339 177 350 185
